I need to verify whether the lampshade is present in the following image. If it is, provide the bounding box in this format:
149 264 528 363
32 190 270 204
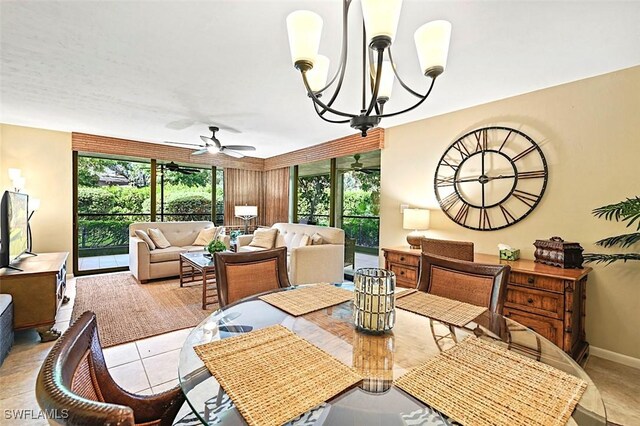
235 205 258 217
30 198 41 211
414 20 452 77
403 208 430 230
361 0 403 43
13 176 26 191
8 168 22 180
286 10 323 66
376 61 395 100
306 54 330 92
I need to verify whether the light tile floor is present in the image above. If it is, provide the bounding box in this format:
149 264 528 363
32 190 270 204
1 275 638 425
344 252 380 275
78 253 129 271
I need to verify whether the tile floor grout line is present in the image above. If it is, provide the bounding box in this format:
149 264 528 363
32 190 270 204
134 339 153 392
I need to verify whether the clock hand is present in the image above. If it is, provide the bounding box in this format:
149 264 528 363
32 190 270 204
485 174 516 181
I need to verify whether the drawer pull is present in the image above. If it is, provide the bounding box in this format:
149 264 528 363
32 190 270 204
527 297 534 304
400 256 405 261
527 277 535 284
400 271 405 276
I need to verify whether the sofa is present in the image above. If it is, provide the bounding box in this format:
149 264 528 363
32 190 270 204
129 221 230 283
237 223 345 285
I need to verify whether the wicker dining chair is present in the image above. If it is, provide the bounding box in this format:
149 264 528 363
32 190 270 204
420 238 475 261
214 247 291 307
36 311 185 426
418 254 510 315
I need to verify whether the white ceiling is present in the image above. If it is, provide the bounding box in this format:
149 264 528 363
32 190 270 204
1 1 639 158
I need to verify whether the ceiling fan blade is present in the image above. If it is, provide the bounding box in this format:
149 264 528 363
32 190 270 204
165 119 197 130
164 140 202 147
200 135 222 148
223 145 255 151
192 149 209 155
220 148 244 158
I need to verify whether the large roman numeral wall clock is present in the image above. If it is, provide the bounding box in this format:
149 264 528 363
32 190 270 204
434 126 548 231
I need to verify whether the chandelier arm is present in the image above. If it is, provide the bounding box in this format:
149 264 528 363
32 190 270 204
377 77 437 118
365 49 385 115
302 71 356 118
388 47 423 99
313 102 351 124
315 0 351 98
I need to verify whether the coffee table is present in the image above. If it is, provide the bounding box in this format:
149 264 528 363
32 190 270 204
179 252 218 310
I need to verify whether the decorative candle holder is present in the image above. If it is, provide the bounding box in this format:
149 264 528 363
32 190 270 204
353 268 396 334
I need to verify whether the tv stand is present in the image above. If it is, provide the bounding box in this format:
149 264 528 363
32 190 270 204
1 265 23 272
0 252 68 342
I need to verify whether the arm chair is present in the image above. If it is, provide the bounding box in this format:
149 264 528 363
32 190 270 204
36 311 185 426
214 247 291 308
420 238 475 261
418 254 510 315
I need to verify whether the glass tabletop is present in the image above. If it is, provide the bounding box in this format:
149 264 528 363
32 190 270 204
178 284 606 425
180 251 215 268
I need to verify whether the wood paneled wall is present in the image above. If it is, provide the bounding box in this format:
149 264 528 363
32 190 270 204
262 168 290 226
263 128 384 170
72 132 265 171
223 169 264 227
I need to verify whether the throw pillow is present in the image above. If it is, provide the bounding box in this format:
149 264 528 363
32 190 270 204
193 227 220 246
311 232 324 245
135 229 156 250
147 228 171 249
249 228 278 249
299 234 311 247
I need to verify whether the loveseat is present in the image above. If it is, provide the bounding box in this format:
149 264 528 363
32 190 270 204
237 223 344 285
129 221 229 283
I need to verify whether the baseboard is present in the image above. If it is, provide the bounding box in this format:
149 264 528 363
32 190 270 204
589 346 640 370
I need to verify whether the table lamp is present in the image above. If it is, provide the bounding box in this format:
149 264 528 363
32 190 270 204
234 205 258 234
403 208 430 249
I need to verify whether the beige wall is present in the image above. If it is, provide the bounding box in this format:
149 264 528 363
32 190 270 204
380 66 640 359
0 124 73 267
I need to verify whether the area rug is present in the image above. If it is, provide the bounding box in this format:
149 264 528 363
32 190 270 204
71 272 217 347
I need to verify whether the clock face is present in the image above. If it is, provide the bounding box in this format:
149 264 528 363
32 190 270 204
434 126 548 231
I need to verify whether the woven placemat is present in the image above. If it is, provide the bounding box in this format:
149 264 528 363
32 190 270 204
395 336 588 426
194 325 362 426
259 284 354 316
395 291 487 327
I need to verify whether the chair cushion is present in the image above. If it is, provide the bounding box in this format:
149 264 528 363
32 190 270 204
238 245 267 253
135 230 156 250
148 228 171 249
249 228 278 249
149 246 186 263
193 227 221 246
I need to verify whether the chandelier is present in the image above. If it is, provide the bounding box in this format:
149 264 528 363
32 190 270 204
286 0 452 137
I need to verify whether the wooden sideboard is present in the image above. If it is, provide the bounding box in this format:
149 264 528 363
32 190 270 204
382 246 592 363
0 252 68 341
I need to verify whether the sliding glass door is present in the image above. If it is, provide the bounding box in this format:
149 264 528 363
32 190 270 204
73 154 223 275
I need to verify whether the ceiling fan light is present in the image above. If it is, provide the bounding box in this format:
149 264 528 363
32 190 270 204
286 10 323 68
306 54 330 92
361 0 403 44
376 60 395 101
414 20 452 78
206 145 217 154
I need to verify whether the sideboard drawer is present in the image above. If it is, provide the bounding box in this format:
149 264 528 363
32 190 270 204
389 263 418 284
386 251 420 267
504 308 564 349
505 285 564 319
509 271 563 293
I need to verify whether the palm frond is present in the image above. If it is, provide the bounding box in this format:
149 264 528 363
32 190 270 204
592 197 640 230
595 232 640 248
583 253 640 265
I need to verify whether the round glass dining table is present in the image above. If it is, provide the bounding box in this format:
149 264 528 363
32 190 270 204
178 284 606 425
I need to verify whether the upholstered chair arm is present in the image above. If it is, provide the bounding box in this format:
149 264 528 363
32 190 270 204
289 244 345 285
236 234 254 247
129 237 150 283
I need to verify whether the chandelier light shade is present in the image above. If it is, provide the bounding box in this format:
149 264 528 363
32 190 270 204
286 0 452 137
306 54 330 92
414 20 452 77
286 10 323 66
361 0 403 43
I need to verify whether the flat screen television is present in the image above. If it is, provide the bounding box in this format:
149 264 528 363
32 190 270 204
0 191 29 268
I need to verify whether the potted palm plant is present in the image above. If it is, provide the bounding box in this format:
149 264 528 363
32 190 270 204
584 196 640 264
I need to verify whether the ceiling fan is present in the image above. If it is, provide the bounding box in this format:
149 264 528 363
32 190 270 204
163 162 201 175
347 154 378 174
165 126 256 158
